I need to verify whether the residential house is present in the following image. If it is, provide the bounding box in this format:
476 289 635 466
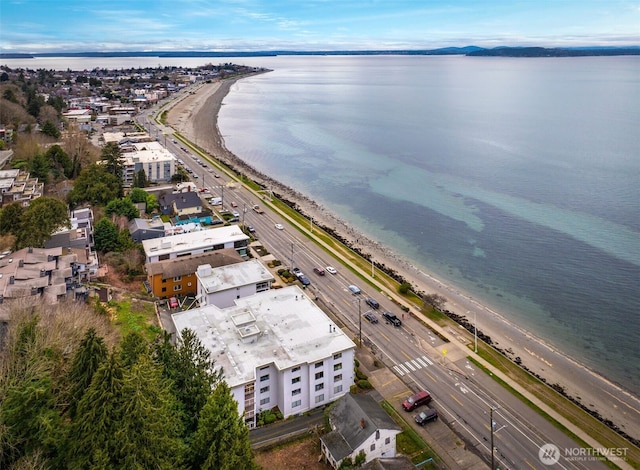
172 285 356 428
321 393 402 469
128 217 166 243
145 248 243 299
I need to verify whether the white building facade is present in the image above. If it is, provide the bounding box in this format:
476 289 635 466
172 286 356 427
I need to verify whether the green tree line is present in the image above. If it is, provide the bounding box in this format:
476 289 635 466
0 302 258 470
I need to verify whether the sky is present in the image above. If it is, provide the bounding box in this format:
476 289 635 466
1 0 638 53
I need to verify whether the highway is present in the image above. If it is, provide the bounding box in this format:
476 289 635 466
137 99 616 470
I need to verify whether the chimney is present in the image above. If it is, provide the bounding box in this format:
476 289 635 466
360 418 366 429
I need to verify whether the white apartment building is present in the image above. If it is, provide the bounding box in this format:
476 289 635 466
171 285 356 427
141 225 250 263
121 141 176 187
196 260 275 308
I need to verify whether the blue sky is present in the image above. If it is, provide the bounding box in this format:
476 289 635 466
1 0 638 53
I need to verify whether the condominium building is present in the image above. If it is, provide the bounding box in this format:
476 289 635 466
171 285 356 427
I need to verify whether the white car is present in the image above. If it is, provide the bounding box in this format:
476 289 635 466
275 224 284 230
325 266 337 275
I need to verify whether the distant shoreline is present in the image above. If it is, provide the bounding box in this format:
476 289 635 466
3 46 639 60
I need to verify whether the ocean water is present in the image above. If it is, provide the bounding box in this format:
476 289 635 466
4 55 638 395
216 56 640 395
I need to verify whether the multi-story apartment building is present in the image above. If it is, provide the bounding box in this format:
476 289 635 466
121 141 176 187
141 225 250 263
172 285 356 428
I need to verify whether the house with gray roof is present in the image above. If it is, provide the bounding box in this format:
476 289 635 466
321 393 401 469
128 217 166 243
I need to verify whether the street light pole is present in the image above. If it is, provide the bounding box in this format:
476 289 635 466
490 407 496 469
371 258 374 278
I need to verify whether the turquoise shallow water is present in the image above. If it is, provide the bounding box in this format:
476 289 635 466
217 55 640 395
4 55 638 395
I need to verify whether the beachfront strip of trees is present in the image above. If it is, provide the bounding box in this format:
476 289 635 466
0 301 259 470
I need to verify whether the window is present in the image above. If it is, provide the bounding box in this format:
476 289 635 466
260 386 269 393
315 383 324 391
260 374 269 382
173 285 182 291
376 430 380 440
334 352 342 360
315 394 324 403
334 385 343 393
385 437 390 445
315 361 323 369
292 366 301 372
315 371 324 380
260 398 270 405
334 374 342 382
173 276 182 282
370 443 376 451
333 363 342 371
292 400 301 408
292 377 301 384
161 287 166 292
292 388 301 396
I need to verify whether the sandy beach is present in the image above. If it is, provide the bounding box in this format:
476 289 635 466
166 76 640 444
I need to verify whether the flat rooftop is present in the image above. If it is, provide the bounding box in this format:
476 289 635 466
197 259 274 293
172 286 356 388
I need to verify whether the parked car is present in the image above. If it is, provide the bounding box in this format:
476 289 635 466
363 311 378 324
402 390 432 411
168 297 179 309
325 266 337 275
415 408 438 425
292 267 302 277
313 267 325 275
365 297 380 309
348 285 361 295
382 311 402 327
247 225 256 233
299 275 311 286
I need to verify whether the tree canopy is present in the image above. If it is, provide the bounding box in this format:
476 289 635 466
14 197 69 249
67 163 123 207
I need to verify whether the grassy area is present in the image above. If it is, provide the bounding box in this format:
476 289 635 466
109 296 161 343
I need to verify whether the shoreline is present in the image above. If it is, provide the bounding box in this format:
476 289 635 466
166 76 640 443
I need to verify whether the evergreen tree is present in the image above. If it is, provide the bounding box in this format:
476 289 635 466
134 169 148 188
40 120 61 138
29 152 50 180
189 381 257 470
114 355 186 469
101 142 125 180
15 197 69 249
119 331 148 368
93 217 119 253
0 202 24 236
67 328 108 418
45 144 73 178
105 197 139 220
155 328 222 436
68 164 122 207
66 352 125 469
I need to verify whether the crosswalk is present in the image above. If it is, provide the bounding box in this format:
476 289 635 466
393 355 434 376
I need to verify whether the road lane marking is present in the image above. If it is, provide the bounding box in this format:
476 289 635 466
422 355 434 365
405 362 416 372
411 359 421 369
394 365 405 376
379 332 390 342
399 363 411 375
401 350 413 361
415 358 427 368
449 393 464 407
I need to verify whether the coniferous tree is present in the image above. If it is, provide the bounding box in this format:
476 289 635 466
155 328 222 436
119 331 148 368
93 217 119 253
66 352 125 469
0 202 24 236
101 142 124 180
67 328 108 418
189 381 257 470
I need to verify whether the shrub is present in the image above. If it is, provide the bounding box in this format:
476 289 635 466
357 380 372 389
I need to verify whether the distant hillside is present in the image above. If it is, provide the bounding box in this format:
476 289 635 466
467 46 640 57
1 45 638 60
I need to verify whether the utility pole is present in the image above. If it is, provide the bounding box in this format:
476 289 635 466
474 310 478 353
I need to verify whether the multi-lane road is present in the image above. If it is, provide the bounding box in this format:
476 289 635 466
137 101 625 470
